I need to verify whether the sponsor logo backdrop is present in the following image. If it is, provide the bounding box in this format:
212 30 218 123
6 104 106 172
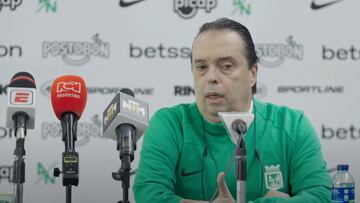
1 0 359 202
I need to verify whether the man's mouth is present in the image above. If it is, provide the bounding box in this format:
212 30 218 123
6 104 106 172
205 92 225 103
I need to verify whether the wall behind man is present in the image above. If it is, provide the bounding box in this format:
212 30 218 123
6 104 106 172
0 0 359 202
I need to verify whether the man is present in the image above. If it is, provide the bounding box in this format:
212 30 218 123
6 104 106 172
133 18 331 203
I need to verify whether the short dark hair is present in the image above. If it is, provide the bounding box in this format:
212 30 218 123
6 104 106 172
192 18 259 94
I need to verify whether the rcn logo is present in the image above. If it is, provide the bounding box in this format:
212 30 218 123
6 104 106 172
10 90 33 105
57 82 81 93
174 0 217 19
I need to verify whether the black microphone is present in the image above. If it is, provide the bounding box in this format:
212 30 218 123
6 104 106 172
231 119 247 136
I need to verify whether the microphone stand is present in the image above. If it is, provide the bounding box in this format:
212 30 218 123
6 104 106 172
112 124 136 203
54 113 79 203
12 114 27 203
235 132 246 203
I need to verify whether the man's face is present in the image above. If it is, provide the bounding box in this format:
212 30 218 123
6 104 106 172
191 30 257 122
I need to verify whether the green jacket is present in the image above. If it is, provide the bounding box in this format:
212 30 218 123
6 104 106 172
133 100 331 203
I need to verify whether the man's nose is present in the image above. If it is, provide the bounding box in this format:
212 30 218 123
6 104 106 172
206 66 219 84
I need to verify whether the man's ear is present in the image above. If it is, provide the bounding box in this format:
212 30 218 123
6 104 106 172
250 63 258 86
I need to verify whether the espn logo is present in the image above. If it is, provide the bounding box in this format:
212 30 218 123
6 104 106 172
56 82 81 93
10 90 33 105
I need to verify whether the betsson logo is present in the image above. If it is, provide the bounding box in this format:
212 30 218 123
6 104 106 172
130 43 191 59
322 124 360 140
322 45 359 61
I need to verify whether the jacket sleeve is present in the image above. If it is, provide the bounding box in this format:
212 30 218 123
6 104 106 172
133 109 183 203
250 114 332 203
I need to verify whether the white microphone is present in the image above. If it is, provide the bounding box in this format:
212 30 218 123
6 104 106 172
6 72 37 137
103 89 149 142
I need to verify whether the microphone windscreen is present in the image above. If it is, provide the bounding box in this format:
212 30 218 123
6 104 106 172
120 88 135 97
51 75 87 120
9 71 36 88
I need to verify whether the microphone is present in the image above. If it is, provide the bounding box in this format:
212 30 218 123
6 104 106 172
218 112 254 144
5 71 36 203
103 88 149 203
231 119 247 136
51 75 87 187
103 89 149 145
6 72 37 136
218 112 254 203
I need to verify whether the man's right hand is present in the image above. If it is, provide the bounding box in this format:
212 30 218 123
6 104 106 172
180 172 234 203
264 190 289 198
211 172 235 203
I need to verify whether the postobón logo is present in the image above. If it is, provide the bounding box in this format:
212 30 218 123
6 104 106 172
322 124 359 140
130 43 191 59
256 36 304 68
174 85 195 96
0 45 22 57
322 45 359 61
174 0 217 19
36 162 56 185
41 80 154 97
10 90 33 105
232 0 251 15
0 0 22 11
42 114 104 146
42 33 110 66
0 165 13 183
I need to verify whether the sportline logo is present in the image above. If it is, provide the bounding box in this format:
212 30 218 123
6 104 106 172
10 90 33 105
57 82 81 93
